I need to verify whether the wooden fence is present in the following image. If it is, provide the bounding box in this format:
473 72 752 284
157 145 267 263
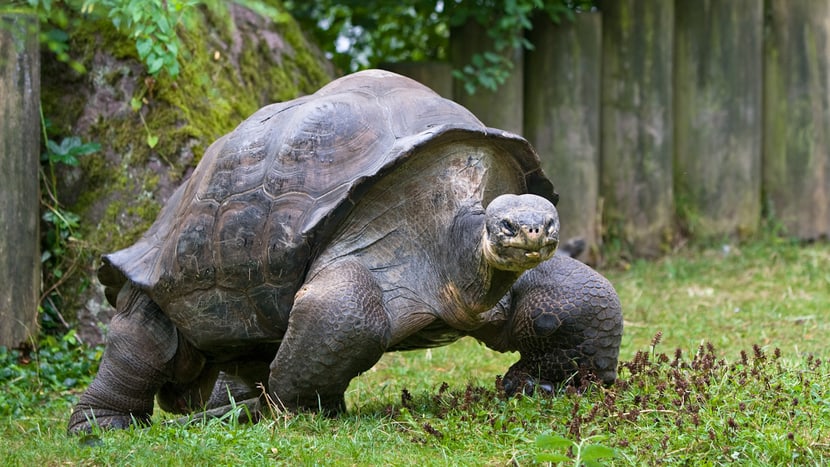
387 0 830 261
0 12 40 347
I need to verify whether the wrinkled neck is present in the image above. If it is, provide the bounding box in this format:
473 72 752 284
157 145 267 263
443 203 522 328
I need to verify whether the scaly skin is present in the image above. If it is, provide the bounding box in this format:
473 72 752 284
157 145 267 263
478 254 623 395
68 284 202 432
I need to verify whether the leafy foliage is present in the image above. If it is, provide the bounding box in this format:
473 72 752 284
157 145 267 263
24 0 197 77
285 0 594 93
19 0 198 331
43 135 100 167
448 0 587 95
0 331 101 418
285 1 448 72
535 433 617 465
81 0 198 77
39 116 100 333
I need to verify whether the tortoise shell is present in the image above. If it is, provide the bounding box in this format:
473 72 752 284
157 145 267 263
98 69 556 349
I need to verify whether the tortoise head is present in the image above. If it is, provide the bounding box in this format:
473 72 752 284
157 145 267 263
482 194 559 272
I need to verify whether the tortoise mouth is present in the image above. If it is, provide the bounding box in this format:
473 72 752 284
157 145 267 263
483 240 558 272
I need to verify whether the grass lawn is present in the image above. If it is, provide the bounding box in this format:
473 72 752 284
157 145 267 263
1 239 828 465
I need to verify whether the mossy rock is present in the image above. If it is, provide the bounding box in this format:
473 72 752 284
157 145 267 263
40 2 332 344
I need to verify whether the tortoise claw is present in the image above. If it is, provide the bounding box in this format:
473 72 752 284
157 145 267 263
501 371 556 397
68 406 150 434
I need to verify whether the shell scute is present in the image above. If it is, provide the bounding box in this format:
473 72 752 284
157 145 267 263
214 190 269 290
173 209 217 289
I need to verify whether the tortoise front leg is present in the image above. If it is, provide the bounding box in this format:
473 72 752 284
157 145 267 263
476 255 623 395
269 260 391 414
69 283 205 433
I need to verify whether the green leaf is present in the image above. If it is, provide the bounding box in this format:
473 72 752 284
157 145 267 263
58 136 81 154
581 444 617 461
69 61 87 74
147 134 159 148
166 60 180 77
583 461 607 467
166 40 178 56
152 42 167 57
46 139 63 156
132 6 143 24
148 56 164 75
535 453 571 463
483 51 501 63
536 433 573 450
479 74 497 91
68 141 99 157
130 96 143 111
464 81 475 95
45 28 68 43
157 15 171 35
136 37 152 59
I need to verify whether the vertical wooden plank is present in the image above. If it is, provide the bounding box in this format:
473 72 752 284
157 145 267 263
450 21 524 134
380 61 453 99
0 12 40 348
764 0 830 240
674 0 763 239
600 0 674 257
524 13 602 262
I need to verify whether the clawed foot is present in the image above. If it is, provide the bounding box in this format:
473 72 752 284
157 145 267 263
501 363 612 398
170 397 263 426
500 354 612 397
68 407 151 434
501 371 557 397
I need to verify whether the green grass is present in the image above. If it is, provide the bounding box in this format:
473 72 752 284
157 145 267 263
610 239 829 360
1 239 828 465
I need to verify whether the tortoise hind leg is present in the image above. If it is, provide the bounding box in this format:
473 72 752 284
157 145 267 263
498 255 623 395
160 363 270 425
269 260 390 414
204 363 271 409
68 283 205 433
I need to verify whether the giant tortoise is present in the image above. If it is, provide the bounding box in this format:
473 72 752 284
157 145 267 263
69 69 622 432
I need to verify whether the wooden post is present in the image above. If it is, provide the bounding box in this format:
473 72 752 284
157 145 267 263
674 0 763 239
600 0 674 257
380 61 453 99
524 12 602 262
0 12 40 348
764 1 830 240
450 20 524 134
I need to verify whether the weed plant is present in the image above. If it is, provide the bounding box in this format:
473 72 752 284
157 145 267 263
0 331 100 419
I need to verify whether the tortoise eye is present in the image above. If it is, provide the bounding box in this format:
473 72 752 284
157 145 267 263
546 218 558 236
500 219 517 236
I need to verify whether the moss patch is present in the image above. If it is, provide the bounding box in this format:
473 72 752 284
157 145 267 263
39 2 332 324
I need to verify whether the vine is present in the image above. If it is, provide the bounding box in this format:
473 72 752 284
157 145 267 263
13 0 195 332
23 0 197 78
38 109 100 334
285 0 595 94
